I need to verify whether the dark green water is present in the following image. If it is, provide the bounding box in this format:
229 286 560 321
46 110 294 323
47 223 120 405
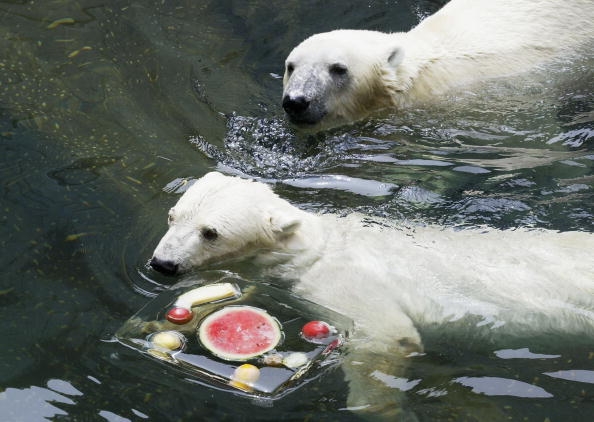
0 1 592 421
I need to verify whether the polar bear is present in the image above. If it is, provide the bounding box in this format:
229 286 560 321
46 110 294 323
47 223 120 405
150 172 594 415
282 0 594 128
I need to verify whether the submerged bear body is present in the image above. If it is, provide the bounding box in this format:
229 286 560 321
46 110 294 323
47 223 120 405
150 172 594 413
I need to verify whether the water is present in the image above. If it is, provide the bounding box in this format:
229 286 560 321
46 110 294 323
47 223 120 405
0 1 592 421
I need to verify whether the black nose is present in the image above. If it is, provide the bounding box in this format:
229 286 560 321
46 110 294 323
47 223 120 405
282 95 310 115
150 257 178 275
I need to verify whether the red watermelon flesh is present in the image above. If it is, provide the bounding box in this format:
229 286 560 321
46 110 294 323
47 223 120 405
199 306 282 361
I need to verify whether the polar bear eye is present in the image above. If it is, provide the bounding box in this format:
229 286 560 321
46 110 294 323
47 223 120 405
168 210 175 224
201 227 218 241
286 63 295 74
329 63 348 76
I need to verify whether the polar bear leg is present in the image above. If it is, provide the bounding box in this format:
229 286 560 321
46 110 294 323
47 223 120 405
343 347 418 420
342 313 422 419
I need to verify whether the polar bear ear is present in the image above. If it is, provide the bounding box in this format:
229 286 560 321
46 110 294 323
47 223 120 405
269 212 301 237
387 46 405 68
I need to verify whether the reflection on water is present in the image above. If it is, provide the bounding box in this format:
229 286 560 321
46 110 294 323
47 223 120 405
2 384 76 420
494 348 561 360
544 370 594 385
454 377 553 399
0 0 593 421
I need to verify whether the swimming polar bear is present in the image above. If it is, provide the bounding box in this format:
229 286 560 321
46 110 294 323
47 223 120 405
150 172 594 415
282 0 594 128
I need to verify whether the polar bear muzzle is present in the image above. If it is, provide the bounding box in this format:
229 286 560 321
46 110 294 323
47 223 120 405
282 64 329 125
282 95 328 126
149 256 179 275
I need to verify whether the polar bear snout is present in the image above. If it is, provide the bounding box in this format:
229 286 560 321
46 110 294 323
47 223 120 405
282 93 327 126
149 256 179 275
282 94 310 116
282 93 324 125
282 63 330 126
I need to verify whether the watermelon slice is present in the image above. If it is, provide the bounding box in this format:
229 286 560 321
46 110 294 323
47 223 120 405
198 306 282 361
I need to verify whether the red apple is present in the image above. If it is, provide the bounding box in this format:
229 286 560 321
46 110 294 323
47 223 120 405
301 320 331 341
166 307 193 324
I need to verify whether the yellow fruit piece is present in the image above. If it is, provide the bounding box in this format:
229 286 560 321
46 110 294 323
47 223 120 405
229 364 260 391
151 331 183 350
175 283 240 309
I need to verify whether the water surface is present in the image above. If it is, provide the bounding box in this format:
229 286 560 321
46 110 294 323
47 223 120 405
1 1 593 421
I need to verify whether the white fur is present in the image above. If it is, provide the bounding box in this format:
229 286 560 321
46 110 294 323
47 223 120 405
153 172 594 341
282 0 594 127
152 172 594 413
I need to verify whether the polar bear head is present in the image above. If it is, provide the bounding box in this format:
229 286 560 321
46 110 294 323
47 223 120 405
150 172 302 275
282 29 406 128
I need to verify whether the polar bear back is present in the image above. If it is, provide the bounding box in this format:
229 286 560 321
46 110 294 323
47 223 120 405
408 0 594 95
293 216 594 336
